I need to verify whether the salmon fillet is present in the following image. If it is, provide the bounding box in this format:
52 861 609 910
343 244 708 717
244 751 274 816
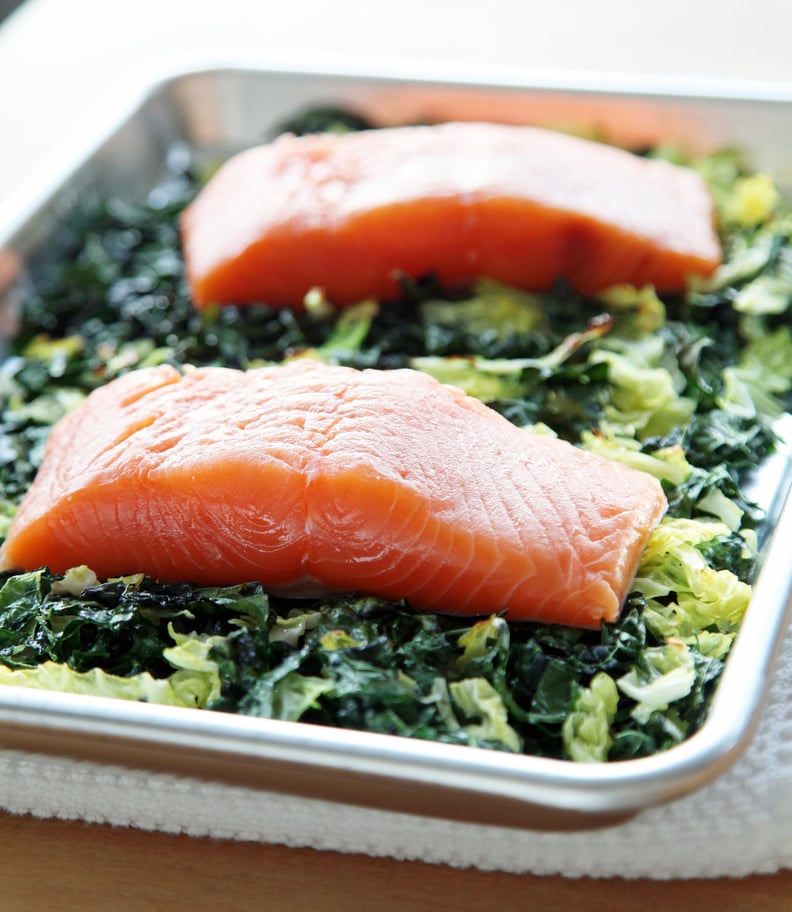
180 122 722 309
0 360 667 628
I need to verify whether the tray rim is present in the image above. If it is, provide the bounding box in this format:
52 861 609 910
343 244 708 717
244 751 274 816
7 50 792 240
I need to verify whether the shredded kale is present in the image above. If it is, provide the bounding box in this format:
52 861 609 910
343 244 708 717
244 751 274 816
0 112 790 761
268 105 375 139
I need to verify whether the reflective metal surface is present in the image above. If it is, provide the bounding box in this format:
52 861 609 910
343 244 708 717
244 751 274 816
0 61 790 830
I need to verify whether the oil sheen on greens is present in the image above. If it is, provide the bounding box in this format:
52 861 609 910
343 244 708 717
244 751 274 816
1 109 791 763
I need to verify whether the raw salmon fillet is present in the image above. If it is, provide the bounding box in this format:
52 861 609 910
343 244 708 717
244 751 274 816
0 360 667 628
180 122 722 309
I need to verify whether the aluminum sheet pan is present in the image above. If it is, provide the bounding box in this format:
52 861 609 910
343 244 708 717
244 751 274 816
0 60 791 831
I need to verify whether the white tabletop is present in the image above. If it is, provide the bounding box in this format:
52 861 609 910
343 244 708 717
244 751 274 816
3 0 792 203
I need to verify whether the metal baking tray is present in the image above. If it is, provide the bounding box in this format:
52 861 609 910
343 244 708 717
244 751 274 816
0 60 791 831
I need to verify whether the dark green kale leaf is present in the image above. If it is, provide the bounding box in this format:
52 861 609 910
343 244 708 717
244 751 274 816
268 106 374 139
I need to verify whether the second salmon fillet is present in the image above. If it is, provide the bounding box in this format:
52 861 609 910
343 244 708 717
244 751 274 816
180 122 722 309
0 360 667 628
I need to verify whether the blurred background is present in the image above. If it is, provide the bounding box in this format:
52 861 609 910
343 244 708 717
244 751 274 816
0 1 22 23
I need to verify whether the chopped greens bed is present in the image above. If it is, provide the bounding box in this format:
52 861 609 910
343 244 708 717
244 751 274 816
1 109 791 762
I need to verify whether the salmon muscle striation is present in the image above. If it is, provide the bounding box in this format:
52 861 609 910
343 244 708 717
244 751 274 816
180 122 722 309
0 360 668 628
